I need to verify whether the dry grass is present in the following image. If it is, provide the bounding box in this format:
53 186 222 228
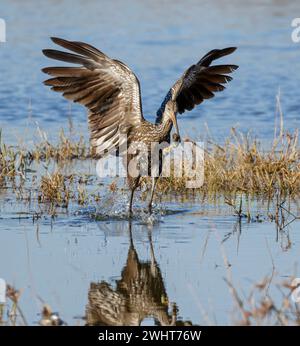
39 172 74 207
39 304 65 326
0 129 26 184
1 283 65 326
205 129 299 196
0 110 300 207
227 274 300 326
38 172 90 208
2 284 27 326
30 129 90 162
156 128 300 198
1 127 90 186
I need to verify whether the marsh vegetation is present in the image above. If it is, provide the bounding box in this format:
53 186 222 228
1 118 300 326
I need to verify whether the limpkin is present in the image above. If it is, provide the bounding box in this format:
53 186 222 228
42 37 238 215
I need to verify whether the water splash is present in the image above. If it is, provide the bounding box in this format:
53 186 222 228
74 188 188 225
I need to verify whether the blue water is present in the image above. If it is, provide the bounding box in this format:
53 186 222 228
0 196 299 325
0 0 300 326
0 0 299 144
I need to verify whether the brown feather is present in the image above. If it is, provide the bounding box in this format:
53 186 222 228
156 47 238 122
42 37 144 158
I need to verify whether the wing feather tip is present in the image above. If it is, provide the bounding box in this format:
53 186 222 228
42 49 58 59
41 67 49 74
50 36 67 45
230 64 239 72
50 36 59 42
224 47 237 53
42 49 49 57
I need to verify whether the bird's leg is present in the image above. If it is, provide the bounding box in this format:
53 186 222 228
148 230 158 277
128 220 134 247
148 177 158 214
129 187 136 217
128 177 140 217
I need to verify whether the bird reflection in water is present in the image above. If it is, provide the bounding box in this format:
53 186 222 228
85 222 192 326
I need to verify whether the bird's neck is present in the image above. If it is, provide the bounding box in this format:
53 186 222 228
158 117 173 138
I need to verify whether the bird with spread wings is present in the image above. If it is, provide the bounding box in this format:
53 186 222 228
42 37 238 215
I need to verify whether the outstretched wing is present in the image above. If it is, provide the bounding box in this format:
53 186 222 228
156 47 238 124
42 37 144 157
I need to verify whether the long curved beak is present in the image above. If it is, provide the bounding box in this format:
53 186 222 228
170 113 181 142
